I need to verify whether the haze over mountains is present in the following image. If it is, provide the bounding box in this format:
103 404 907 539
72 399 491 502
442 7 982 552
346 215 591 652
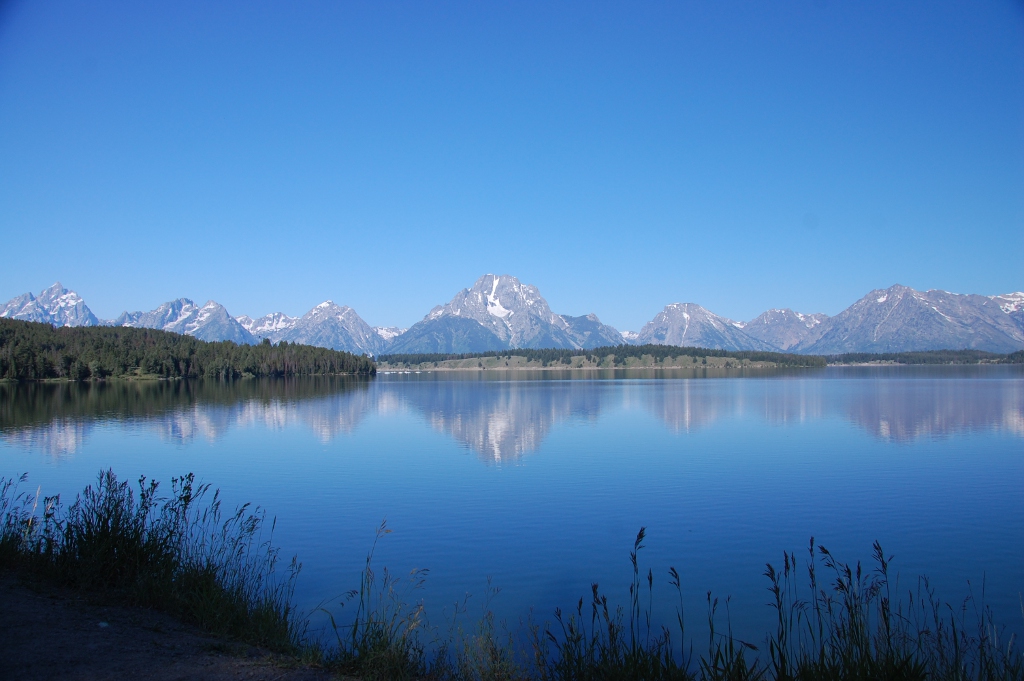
3 277 1023 356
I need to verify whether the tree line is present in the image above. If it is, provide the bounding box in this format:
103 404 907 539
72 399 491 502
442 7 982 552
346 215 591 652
379 343 826 368
826 349 1022 365
0 319 376 381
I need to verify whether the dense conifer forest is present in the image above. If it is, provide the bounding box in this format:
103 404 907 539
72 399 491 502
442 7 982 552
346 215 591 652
0 319 375 380
379 344 827 367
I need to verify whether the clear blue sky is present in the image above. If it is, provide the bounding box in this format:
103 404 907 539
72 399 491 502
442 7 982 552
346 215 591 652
1 1 1022 330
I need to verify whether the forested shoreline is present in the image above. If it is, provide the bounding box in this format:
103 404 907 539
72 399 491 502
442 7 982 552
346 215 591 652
828 349 1024 364
0 319 375 380
380 343 826 368
379 345 1024 368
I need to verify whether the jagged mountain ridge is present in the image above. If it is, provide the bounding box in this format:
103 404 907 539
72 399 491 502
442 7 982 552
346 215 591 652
236 312 298 339
3 280 1023 355
992 292 1024 332
0 283 100 327
277 301 385 355
236 305 399 352
798 284 1024 354
636 302 777 351
741 309 830 351
115 298 255 345
561 313 627 349
387 274 624 354
237 303 384 355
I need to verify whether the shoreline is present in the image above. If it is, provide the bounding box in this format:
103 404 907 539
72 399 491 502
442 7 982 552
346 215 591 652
0 571 328 681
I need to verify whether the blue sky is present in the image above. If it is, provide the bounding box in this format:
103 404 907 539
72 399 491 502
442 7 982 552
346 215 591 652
1 1 1021 330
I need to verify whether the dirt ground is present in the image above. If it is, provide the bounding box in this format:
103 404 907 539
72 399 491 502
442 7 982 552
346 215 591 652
0 573 335 681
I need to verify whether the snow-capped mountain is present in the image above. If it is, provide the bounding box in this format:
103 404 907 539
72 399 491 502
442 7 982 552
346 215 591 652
115 298 255 344
185 302 256 344
387 274 623 353
236 305 385 355
742 309 830 351
636 302 777 351
5 280 1024 355
991 292 1024 332
797 285 1024 354
275 301 383 355
418 274 578 348
373 326 406 342
114 298 198 331
236 312 299 340
0 283 99 327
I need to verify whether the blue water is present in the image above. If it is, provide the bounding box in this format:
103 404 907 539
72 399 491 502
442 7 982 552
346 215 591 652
2 367 1022 644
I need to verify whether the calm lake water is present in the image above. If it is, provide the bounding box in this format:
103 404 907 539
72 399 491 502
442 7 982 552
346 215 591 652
2 367 1022 644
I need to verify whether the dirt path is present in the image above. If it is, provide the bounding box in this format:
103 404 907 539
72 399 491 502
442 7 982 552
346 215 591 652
0 573 334 681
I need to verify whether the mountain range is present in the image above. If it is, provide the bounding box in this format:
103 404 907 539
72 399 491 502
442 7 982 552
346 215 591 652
3 278 1023 356
113 298 254 344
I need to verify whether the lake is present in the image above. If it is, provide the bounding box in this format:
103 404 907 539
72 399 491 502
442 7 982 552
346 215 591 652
1 366 1022 646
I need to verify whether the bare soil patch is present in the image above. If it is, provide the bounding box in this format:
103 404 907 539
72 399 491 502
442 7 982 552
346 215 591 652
0 573 333 681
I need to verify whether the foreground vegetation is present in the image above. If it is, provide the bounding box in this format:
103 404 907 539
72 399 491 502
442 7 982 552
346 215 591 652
3 471 1021 680
379 345 826 370
0 470 300 648
0 318 375 380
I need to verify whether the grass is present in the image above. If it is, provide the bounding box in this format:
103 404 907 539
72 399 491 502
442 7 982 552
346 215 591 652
2 472 1022 680
0 469 301 651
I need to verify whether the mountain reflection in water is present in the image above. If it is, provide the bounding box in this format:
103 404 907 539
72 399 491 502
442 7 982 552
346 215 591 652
1 368 1022 460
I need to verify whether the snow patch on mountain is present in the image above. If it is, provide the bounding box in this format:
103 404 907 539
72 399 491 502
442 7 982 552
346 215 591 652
237 312 299 338
114 298 254 344
992 292 1024 314
742 308 830 351
0 283 100 327
800 284 1024 354
486 276 512 319
389 274 623 353
373 326 406 342
275 301 382 354
638 302 775 351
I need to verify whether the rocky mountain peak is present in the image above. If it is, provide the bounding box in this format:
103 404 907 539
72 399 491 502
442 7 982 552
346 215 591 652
114 297 253 344
0 282 99 327
637 302 775 351
992 292 1024 315
800 284 1024 354
389 274 624 353
237 312 299 338
430 274 565 346
742 308 830 351
308 300 355 319
275 301 382 354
